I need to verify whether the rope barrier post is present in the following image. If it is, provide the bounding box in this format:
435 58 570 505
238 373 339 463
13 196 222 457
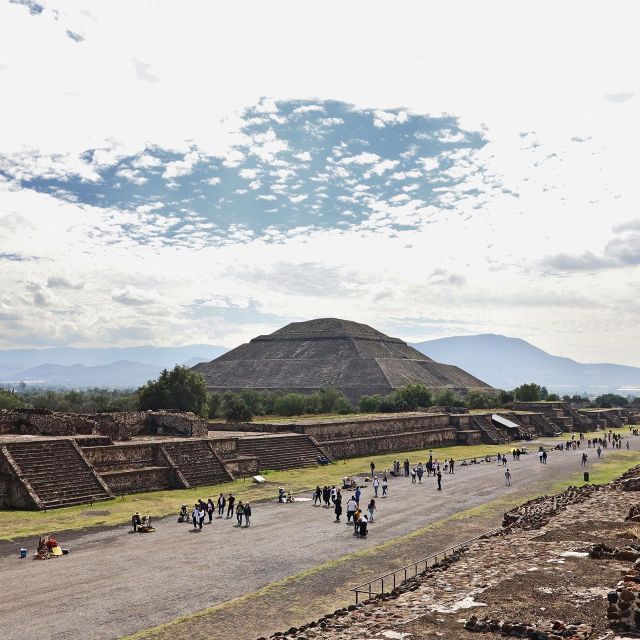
355 590 359 605
368 582 372 599
393 573 396 590
381 578 384 594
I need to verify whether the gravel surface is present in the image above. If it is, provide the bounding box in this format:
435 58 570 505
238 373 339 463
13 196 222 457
0 437 635 640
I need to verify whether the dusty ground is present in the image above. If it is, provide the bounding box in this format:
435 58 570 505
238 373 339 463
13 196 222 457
0 438 637 640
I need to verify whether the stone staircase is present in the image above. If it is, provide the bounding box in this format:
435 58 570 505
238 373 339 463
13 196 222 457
529 413 560 437
564 406 595 431
3 440 112 509
502 413 536 438
236 434 326 471
471 415 509 445
161 440 232 488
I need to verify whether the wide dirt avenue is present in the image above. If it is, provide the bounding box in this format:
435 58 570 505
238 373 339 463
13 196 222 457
0 438 637 640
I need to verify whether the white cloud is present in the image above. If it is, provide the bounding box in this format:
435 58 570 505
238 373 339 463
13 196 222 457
112 285 158 306
162 150 201 179
339 152 380 165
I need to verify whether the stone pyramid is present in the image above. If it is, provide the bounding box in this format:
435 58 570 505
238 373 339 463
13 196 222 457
192 318 494 402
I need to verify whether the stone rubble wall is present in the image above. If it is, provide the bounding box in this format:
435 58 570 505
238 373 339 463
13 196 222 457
150 411 208 438
0 409 97 436
321 428 458 459
263 473 637 640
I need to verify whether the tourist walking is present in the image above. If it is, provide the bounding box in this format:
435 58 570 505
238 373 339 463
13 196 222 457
334 494 342 522
404 459 410 476
207 498 214 523
542 450 547 464
373 476 380 497
346 496 357 522
236 501 244 526
243 502 252 527
367 498 376 522
382 477 388 497
417 464 424 484
227 494 235 518
313 486 322 506
505 469 511 486
597 446 602 459
322 486 330 507
370 461 375 478
449 458 454 474
217 493 226 517
581 452 588 467
437 470 442 491
354 486 362 506
411 467 417 484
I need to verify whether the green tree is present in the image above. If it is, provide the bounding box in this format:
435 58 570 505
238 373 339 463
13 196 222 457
0 389 25 410
512 383 543 402
395 384 433 410
466 391 493 410
546 393 560 401
497 390 514 406
594 393 629 407
137 366 209 417
334 397 353 414
273 393 308 416
207 392 222 419
433 389 463 406
220 394 253 422
359 395 382 412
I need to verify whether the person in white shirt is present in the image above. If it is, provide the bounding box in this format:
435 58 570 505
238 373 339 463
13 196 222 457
346 497 357 522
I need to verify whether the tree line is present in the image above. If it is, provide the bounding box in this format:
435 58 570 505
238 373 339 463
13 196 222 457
0 367 633 420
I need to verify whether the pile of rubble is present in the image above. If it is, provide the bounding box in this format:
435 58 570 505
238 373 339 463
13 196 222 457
501 484 600 532
464 615 592 640
260 470 640 640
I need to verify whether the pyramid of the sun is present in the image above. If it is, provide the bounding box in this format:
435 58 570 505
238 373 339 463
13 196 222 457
193 318 495 402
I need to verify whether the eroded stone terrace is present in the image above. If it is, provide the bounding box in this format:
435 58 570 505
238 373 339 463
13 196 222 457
265 471 640 640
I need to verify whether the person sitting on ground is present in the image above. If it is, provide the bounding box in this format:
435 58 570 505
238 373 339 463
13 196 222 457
317 455 329 465
37 536 48 557
132 512 142 531
178 505 188 523
278 486 286 503
286 490 295 503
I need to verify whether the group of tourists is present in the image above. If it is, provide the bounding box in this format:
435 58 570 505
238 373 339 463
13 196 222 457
175 494 252 529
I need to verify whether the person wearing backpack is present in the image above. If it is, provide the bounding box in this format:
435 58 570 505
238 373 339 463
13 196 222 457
243 502 252 527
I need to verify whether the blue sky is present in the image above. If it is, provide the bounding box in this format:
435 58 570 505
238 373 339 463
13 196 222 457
0 0 639 365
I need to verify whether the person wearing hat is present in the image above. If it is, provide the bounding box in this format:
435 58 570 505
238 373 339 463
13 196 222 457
131 512 141 532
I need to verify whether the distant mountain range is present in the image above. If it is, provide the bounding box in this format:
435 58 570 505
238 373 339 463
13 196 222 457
0 345 227 389
1 335 639 395
411 334 640 395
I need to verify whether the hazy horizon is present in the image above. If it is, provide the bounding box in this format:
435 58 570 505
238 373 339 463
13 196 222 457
1 2 639 367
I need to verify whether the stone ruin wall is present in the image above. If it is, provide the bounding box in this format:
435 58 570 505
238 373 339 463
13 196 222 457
0 409 97 436
91 411 148 440
0 449 36 509
150 412 208 438
0 409 208 441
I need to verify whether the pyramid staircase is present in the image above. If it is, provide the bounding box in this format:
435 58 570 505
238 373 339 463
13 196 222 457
161 440 233 488
471 415 509 445
2 440 112 509
236 434 326 471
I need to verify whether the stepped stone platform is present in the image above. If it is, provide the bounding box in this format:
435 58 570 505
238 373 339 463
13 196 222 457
0 439 112 509
0 402 625 509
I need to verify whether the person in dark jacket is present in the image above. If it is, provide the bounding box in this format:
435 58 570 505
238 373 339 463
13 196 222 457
227 494 235 518
334 495 342 522
243 502 252 527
